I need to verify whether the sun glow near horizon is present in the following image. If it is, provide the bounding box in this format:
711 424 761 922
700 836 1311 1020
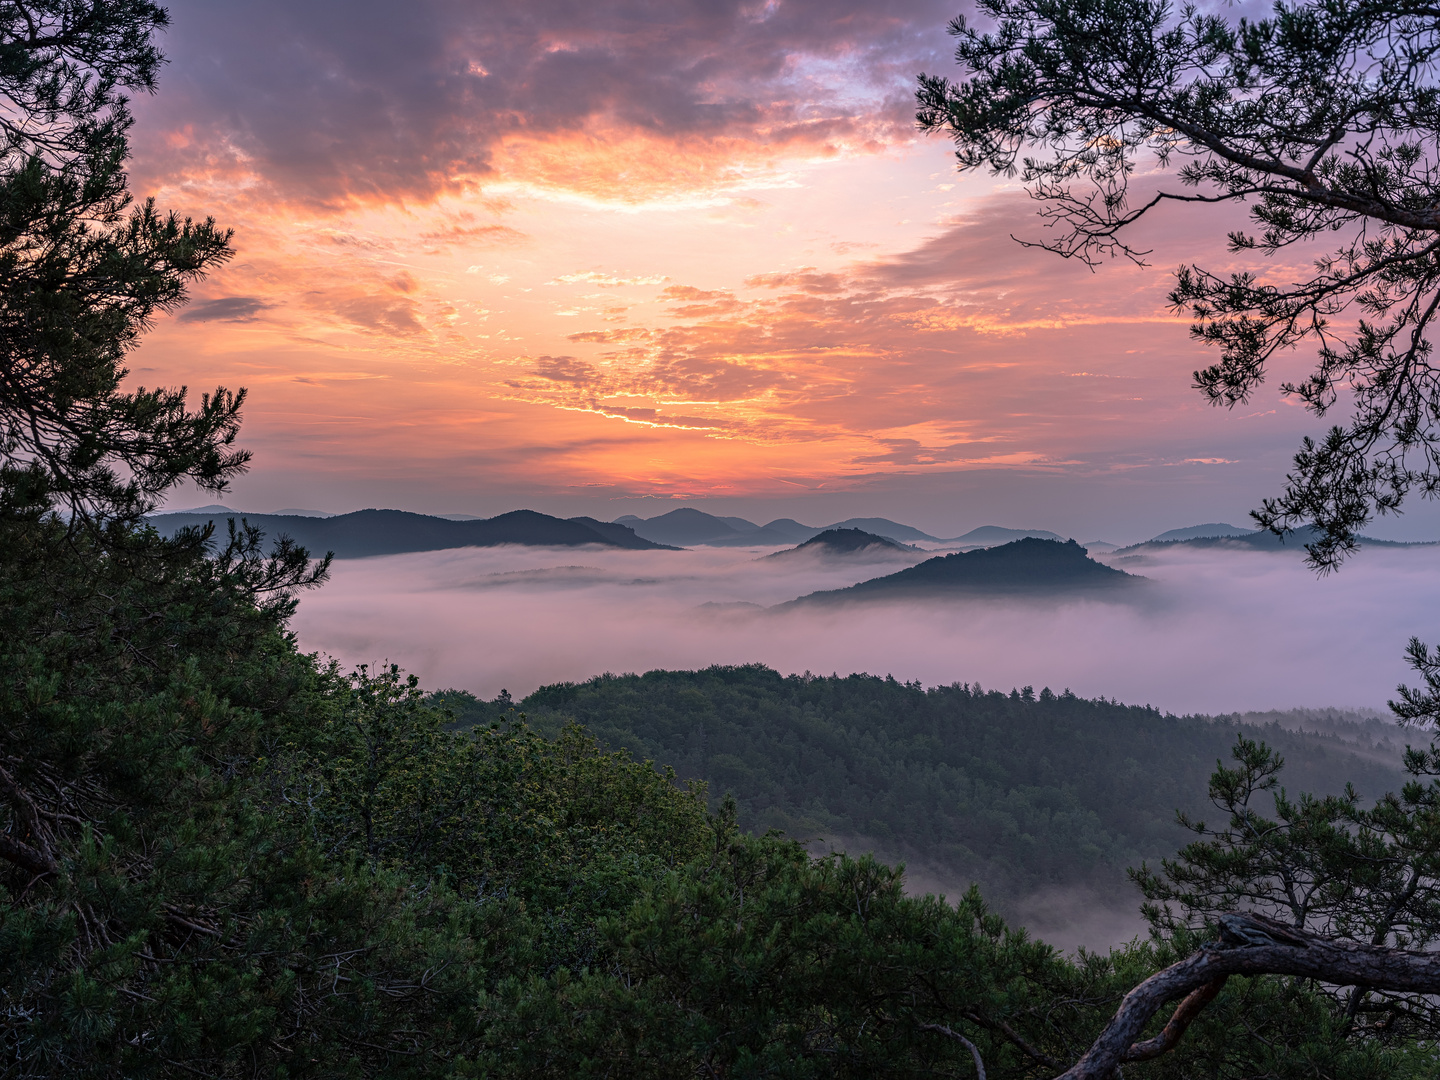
125 0 1349 536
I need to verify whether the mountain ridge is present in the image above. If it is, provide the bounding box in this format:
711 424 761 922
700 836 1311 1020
146 507 676 558
1113 526 1440 556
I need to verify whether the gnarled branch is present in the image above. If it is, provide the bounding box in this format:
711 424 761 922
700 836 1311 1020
0 829 58 877
1055 914 1440 1080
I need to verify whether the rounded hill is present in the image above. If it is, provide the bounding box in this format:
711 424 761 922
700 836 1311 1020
785 537 1141 605
766 527 915 558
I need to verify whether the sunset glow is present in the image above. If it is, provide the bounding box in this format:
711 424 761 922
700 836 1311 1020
126 0 1412 538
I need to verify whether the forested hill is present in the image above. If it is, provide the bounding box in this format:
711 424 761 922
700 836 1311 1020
786 536 1138 605
766 527 916 558
438 666 1407 904
146 507 673 557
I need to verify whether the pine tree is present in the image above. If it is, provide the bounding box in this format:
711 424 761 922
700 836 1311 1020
918 0 1440 568
0 0 240 522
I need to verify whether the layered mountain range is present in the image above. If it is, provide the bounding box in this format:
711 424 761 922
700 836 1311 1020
147 508 674 558
614 508 1061 548
149 505 1437 562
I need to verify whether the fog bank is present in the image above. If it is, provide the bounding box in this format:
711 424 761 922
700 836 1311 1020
289 541 1440 715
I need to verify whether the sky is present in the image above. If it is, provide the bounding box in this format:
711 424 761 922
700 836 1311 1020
127 0 1440 542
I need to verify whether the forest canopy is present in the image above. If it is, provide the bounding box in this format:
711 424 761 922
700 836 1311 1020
498 665 1404 905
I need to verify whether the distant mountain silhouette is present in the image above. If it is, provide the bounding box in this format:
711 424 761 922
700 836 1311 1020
1114 526 1438 555
616 510 947 546
147 508 674 558
766 528 917 559
716 515 765 533
1149 523 1250 542
565 516 662 547
757 518 824 543
167 503 239 515
782 538 1141 606
616 508 798 546
818 517 941 542
944 525 1065 546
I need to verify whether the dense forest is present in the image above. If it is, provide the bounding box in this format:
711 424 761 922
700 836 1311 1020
431 668 1406 905
7 2 1440 1077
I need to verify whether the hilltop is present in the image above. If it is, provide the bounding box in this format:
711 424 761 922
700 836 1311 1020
946 524 1065 546
614 508 801 546
1148 522 1251 542
765 527 917 559
783 537 1140 605
433 666 1407 910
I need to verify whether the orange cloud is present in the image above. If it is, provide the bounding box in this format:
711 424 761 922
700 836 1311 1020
131 0 951 211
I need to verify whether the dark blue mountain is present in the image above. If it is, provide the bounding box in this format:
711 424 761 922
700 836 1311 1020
147 508 674 558
818 517 942 542
783 538 1140 605
766 528 916 559
616 508 797 546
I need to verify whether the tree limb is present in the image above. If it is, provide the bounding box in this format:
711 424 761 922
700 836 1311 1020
1122 975 1228 1061
962 1009 1063 1069
1055 915 1440 1080
0 829 58 877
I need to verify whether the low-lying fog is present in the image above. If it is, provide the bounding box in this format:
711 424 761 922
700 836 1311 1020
290 540 1440 715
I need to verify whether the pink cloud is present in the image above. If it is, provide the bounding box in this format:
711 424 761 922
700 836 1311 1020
132 0 963 207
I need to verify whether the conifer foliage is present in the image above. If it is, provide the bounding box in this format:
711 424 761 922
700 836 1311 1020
0 0 240 521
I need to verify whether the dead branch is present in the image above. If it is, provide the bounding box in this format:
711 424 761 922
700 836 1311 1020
1123 975 1228 1061
961 1009 1063 1069
1055 914 1440 1080
0 829 58 877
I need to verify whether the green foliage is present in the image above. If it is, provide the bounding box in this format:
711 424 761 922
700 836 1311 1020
473 807 1431 1080
0 511 713 1075
292 663 711 974
477 807 1073 1078
1134 731 1440 1053
510 664 1402 903
0 510 466 1075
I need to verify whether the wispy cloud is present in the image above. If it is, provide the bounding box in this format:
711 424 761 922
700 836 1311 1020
177 296 273 323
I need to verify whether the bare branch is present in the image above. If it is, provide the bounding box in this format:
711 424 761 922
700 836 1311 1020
1056 915 1440 1080
0 829 58 877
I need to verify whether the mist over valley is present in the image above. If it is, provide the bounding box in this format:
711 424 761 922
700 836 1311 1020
244 514 1435 950
287 525 1440 718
